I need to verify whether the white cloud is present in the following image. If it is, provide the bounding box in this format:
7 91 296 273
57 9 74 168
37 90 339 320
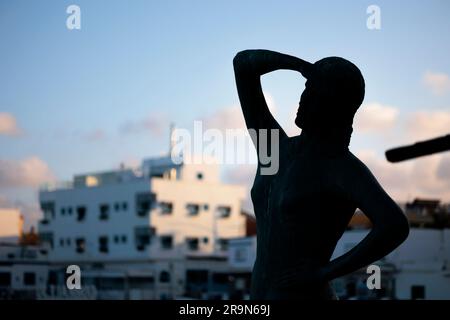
202 105 245 131
120 113 168 137
202 91 277 131
423 71 450 95
0 112 21 136
354 102 399 133
406 110 450 141
0 156 55 188
83 129 106 142
357 150 450 202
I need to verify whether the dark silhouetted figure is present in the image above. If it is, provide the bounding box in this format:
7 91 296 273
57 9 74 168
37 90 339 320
233 50 410 300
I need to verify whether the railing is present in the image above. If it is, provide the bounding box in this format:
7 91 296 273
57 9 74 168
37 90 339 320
39 181 74 192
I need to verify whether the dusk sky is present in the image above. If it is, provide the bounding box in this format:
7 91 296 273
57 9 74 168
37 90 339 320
1 0 450 227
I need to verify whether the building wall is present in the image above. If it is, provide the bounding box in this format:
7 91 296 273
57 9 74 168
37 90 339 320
150 177 246 258
228 237 257 270
0 208 21 240
39 179 152 262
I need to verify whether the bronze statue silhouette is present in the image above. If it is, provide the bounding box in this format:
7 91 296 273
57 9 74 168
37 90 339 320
233 49 410 300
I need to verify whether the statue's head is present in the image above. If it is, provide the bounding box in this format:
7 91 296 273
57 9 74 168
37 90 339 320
295 57 365 136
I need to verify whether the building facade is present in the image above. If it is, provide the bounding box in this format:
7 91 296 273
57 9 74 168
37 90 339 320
37 155 247 299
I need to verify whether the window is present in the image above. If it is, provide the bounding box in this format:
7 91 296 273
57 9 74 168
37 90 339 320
61 208 66 216
196 172 203 180
39 232 54 249
66 238 71 246
136 192 155 217
121 235 127 243
203 237 208 244
411 285 425 300
122 202 128 211
186 203 200 216
23 272 36 286
160 202 173 215
135 227 154 251
212 273 229 285
99 204 109 220
99 236 109 253
76 206 87 221
217 238 229 251
217 206 231 218
67 207 73 215
0 272 11 287
76 238 86 253
203 204 209 211
186 237 199 251
59 238 64 247
114 235 120 244
159 271 171 283
235 248 247 262
40 201 55 220
114 203 120 211
160 235 173 250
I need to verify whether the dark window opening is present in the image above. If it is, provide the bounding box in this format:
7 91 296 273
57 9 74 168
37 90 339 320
99 204 109 220
135 227 154 251
122 202 128 211
186 237 199 251
411 285 425 300
217 206 231 218
114 203 120 211
76 238 86 253
217 238 229 251
76 206 87 221
0 272 11 287
67 207 73 215
196 172 204 180
40 201 55 220
61 208 66 216
159 271 171 283
160 202 173 215
186 204 200 216
136 192 155 217
186 270 208 284
114 235 120 244
121 235 127 243
160 235 173 249
212 273 229 285
23 272 36 286
39 232 54 249
99 236 109 253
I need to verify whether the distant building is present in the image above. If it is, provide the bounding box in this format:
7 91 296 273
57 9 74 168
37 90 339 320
0 243 48 300
228 228 450 300
404 198 450 229
0 208 23 244
37 155 247 299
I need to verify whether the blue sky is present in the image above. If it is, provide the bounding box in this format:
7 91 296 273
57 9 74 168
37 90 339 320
1 0 450 226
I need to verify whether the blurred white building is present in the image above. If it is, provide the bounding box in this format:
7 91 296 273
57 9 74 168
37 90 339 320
37 155 247 299
228 229 450 300
0 208 23 244
0 244 48 299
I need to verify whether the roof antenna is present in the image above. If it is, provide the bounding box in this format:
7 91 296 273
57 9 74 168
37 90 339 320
169 123 175 156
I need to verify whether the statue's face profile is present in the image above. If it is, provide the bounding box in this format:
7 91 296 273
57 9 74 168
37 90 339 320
295 79 322 130
294 57 365 132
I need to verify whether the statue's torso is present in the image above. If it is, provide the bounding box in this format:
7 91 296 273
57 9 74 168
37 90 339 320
250 136 357 299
